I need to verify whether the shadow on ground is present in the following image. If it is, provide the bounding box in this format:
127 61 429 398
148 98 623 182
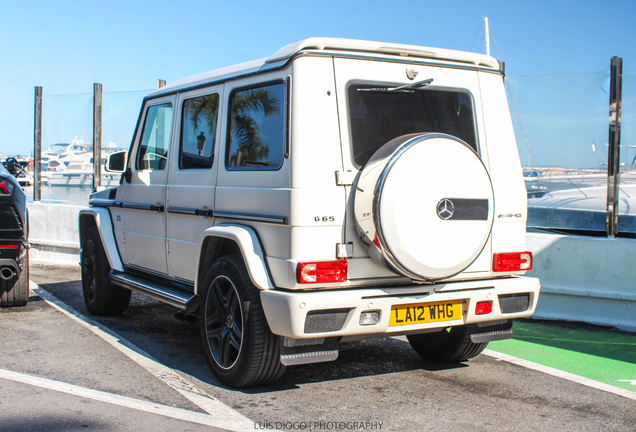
32 277 469 393
241 337 469 394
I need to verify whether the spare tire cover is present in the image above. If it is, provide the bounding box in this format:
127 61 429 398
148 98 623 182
354 133 494 281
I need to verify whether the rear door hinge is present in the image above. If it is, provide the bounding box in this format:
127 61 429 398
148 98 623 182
335 170 354 186
336 243 353 259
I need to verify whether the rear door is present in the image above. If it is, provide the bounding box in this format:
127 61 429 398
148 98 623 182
118 96 175 274
166 85 224 282
331 58 492 277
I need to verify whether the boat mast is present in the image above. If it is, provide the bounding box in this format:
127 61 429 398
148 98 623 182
484 16 490 56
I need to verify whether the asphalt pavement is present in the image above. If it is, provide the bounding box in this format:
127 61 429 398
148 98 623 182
0 264 634 432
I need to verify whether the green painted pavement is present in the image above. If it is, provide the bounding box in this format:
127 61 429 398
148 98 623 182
489 319 636 394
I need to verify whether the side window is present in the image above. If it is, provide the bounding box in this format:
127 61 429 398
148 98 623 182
226 82 285 170
180 93 219 170
136 103 173 171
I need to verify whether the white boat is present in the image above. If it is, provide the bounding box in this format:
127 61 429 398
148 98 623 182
526 170 636 233
48 153 122 187
46 138 122 187
41 143 72 171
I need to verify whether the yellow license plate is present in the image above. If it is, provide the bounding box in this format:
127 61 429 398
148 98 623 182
389 300 463 327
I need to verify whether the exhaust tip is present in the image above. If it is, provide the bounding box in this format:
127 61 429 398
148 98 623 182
174 310 198 323
0 267 16 281
183 313 198 323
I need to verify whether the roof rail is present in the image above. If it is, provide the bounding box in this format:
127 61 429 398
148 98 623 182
265 37 498 69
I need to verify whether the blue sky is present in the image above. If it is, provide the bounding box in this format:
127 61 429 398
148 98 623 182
1 0 636 157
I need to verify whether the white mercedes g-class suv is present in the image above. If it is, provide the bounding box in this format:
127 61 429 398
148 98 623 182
80 38 540 388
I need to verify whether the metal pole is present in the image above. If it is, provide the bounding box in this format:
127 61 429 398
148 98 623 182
157 79 166 89
93 83 102 191
606 57 623 236
33 87 42 202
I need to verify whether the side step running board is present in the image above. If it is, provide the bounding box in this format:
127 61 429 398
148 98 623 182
110 271 197 311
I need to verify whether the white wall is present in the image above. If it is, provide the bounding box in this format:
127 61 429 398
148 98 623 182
527 232 636 332
27 202 85 266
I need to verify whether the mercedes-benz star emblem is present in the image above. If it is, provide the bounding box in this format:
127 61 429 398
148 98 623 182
437 199 455 220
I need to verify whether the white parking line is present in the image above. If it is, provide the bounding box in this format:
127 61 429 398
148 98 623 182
0 368 225 428
483 349 636 401
30 282 255 432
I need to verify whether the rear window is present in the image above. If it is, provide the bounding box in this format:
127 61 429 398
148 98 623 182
348 83 477 167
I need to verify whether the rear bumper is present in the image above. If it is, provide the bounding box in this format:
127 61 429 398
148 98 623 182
261 276 540 339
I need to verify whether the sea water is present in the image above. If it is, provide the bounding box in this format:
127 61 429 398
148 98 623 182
24 185 92 206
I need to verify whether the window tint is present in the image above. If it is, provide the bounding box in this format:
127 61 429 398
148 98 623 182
180 93 219 170
136 103 173 171
348 84 477 167
227 83 285 169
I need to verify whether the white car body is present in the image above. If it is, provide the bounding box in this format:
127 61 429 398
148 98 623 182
81 38 540 387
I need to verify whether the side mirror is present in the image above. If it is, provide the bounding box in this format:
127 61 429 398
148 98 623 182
106 151 127 173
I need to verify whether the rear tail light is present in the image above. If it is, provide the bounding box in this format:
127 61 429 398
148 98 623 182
475 301 493 315
0 243 18 249
297 260 348 284
0 180 14 195
493 252 532 272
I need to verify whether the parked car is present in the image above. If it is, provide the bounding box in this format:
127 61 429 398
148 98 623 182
80 38 541 387
0 160 29 306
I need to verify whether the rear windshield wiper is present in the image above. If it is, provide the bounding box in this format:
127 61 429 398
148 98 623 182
357 78 434 93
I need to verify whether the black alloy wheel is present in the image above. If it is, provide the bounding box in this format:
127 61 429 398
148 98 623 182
200 255 285 388
204 274 244 369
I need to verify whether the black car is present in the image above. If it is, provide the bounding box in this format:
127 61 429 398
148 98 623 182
0 160 29 306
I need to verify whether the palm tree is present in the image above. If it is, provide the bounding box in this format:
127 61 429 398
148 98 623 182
188 94 219 156
228 87 281 166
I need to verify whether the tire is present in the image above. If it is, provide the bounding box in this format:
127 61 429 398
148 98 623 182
0 250 29 307
407 324 488 363
81 226 131 315
200 255 285 388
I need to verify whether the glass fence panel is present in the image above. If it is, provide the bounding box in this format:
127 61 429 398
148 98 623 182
618 71 636 234
33 89 150 204
102 90 150 151
506 72 610 233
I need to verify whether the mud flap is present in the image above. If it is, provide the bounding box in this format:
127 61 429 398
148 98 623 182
470 319 513 343
280 337 339 366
